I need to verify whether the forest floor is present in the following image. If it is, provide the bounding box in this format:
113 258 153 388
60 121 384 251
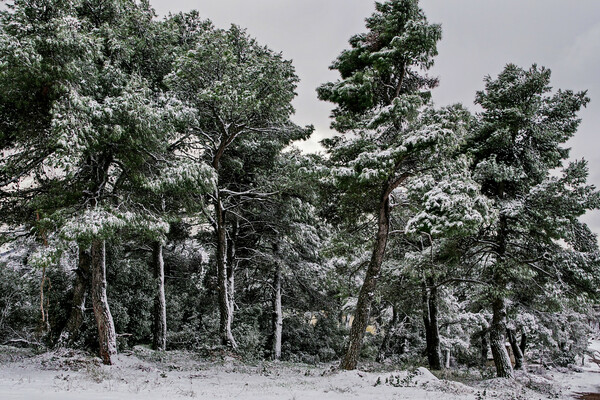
0 344 599 399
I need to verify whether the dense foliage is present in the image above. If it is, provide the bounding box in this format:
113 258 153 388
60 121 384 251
0 0 598 377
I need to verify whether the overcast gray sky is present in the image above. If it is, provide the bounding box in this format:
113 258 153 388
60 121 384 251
154 1 600 233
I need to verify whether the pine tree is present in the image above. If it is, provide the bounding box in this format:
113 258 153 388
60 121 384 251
0 0 213 363
317 0 468 370
166 20 310 348
468 64 600 378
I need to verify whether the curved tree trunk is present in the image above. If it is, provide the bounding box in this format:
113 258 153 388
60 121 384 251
490 297 513 378
507 328 524 370
519 331 527 356
90 239 117 365
152 241 167 351
57 246 91 348
340 194 390 370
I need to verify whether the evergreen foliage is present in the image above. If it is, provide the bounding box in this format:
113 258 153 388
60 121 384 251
0 0 598 377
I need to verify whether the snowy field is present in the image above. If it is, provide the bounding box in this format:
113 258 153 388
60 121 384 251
1 344 600 400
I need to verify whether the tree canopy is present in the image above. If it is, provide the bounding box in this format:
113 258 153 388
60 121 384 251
0 0 598 378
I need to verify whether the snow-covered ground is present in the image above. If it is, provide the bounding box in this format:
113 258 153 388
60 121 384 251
1 344 600 400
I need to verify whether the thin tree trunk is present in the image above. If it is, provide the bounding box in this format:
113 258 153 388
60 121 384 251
489 211 513 377
90 239 117 365
428 279 442 370
519 331 527 356
507 328 524 370
226 217 237 328
57 246 91 347
272 261 282 361
422 277 442 370
36 212 50 335
152 241 167 351
340 194 390 370
376 304 397 363
215 195 237 349
490 297 513 378
481 330 489 367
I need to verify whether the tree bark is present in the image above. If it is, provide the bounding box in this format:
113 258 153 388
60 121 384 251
490 297 513 378
271 261 282 360
422 277 442 370
226 217 237 328
90 239 117 365
57 246 91 347
215 194 237 349
480 330 489 367
340 193 390 370
376 304 397 363
506 328 524 370
519 331 527 356
152 241 167 351
489 211 514 378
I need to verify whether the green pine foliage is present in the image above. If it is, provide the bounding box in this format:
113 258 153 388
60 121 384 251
0 0 599 373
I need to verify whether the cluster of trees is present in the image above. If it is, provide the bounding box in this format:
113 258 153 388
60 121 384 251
1 0 598 379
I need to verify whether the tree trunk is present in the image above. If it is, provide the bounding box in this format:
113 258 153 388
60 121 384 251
271 261 282 360
489 211 514 378
519 331 527 356
152 241 167 351
215 195 237 349
57 246 91 347
490 297 513 378
506 328 524 370
226 217 237 328
422 277 442 370
90 239 117 365
340 193 390 370
376 304 397 363
480 330 489 367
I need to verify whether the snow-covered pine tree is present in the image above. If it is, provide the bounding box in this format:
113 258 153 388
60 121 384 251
317 0 442 370
239 149 327 360
316 0 493 370
371 105 491 370
468 64 600 378
0 0 214 363
166 21 311 349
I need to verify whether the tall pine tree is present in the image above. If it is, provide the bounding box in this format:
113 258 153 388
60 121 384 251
318 0 446 370
468 64 600 378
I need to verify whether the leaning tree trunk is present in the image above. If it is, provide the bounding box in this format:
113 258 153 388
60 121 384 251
422 277 442 370
215 195 237 349
152 241 167 351
90 239 117 365
340 194 390 370
271 261 283 360
507 328 524 370
519 331 527 357
57 246 91 347
490 297 514 378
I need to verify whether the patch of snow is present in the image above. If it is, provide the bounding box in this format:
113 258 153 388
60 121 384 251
1 346 600 399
